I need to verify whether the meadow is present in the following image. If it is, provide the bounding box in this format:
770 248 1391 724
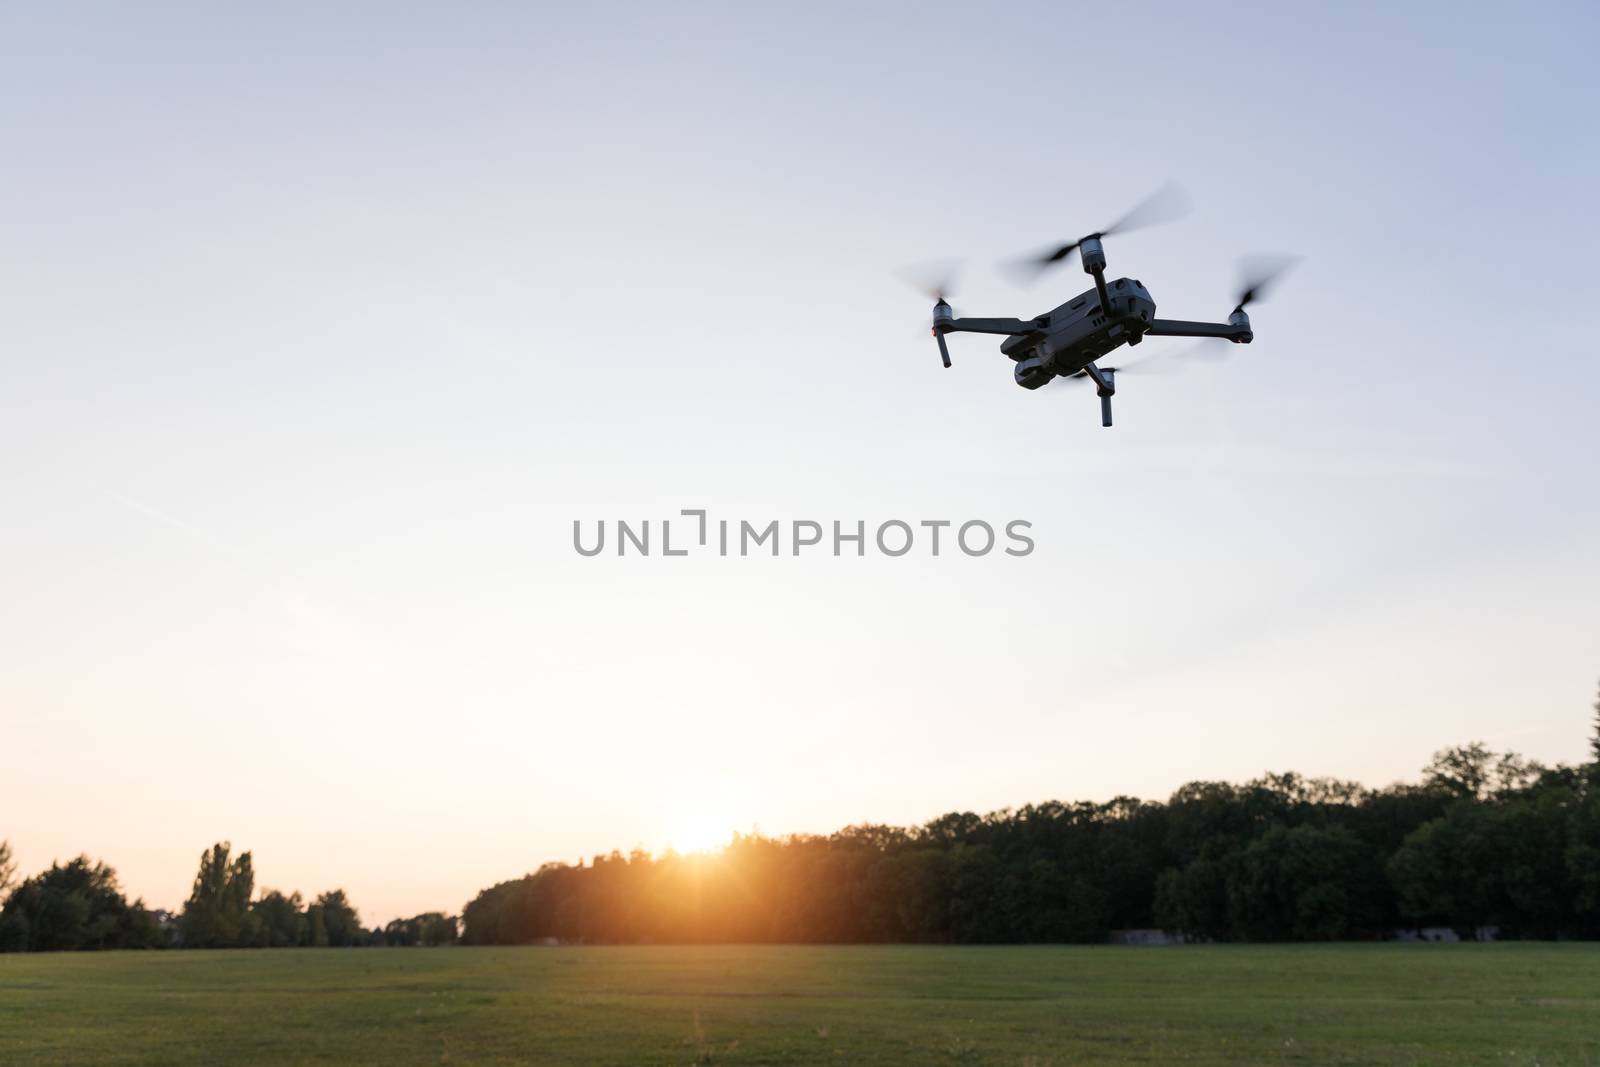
2 943 1597 1066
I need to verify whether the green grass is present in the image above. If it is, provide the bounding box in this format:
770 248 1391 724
2 944 1598 1066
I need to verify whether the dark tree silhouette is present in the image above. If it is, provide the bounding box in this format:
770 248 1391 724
1591 678 1600 765
460 707 1600 945
250 890 307 947
307 890 362 947
7 693 1600 953
181 843 257 948
0 856 161 951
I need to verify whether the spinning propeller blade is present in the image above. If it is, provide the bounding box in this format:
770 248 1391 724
1127 341 1236 371
1064 357 1186 383
1103 182 1193 240
1232 254 1300 313
1134 254 1301 367
896 260 961 368
895 260 960 304
1007 183 1190 280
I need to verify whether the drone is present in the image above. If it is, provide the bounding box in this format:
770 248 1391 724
908 186 1293 427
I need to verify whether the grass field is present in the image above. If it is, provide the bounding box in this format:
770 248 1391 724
2 944 1598 1066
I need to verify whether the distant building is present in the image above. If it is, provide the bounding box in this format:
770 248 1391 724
150 909 183 948
1391 926 1500 942
1110 929 1187 946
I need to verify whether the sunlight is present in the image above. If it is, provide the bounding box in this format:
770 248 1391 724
658 781 747 856
663 807 734 855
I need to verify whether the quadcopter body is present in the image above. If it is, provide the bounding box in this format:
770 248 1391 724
914 188 1288 427
999 276 1161 389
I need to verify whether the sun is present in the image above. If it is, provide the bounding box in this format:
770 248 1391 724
659 783 747 856
665 809 733 855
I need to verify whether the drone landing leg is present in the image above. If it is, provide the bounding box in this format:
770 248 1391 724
1081 363 1116 428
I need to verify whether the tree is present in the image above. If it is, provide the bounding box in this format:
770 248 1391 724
383 912 459 946
1423 743 1546 800
303 901 329 947
946 844 1012 942
249 890 306 948
1389 793 1572 938
1154 856 1232 940
1424 743 1496 799
308 890 362 947
0 856 161 952
1490 752 1547 797
0 840 14 898
181 843 257 948
456 715 1600 947
1226 825 1384 940
1591 677 1600 766
1568 790 1600 936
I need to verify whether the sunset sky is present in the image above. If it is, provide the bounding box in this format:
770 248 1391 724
3 2 1597 922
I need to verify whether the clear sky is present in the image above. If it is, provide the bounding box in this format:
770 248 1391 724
2 2 1597 923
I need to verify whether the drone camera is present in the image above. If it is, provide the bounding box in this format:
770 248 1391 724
1013 355 1054 390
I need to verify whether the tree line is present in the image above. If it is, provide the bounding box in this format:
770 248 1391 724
7 688 1599 950
460 693 1600 945
0 840 457 952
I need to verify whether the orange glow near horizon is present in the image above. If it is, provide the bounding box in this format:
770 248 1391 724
658 784 746 856
664 823 731 856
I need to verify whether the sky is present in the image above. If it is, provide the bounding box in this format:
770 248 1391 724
2 1 1598 923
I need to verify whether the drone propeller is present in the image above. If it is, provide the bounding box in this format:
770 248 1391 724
896 260 962 368
1138 254 1301 366
896 260 960 304
1064 357 1186 384
1232 254 1299 314
1008 183 1190 279
1110 343 1235 376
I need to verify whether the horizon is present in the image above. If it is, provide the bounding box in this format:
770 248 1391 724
12 721 1595 922
4 1 1598 927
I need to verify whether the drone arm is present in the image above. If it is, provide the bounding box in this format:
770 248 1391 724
943 316 1045 336
1144 318 1252 342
